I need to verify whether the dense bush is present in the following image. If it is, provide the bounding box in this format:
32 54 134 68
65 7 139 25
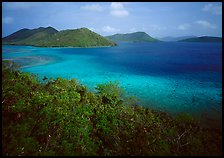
2 61 222 156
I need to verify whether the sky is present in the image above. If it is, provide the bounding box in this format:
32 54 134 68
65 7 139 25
2 2 222 38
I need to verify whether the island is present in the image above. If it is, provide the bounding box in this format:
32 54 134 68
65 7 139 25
158 36 197 42
178 36 222 43
105 32 159 43
2 27 117 47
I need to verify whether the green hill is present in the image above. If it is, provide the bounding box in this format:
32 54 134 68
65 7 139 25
2 27 116 47
105 32 159 42
2 27 58 43
178 36 222 43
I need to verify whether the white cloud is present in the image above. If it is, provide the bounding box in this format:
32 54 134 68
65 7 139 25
196 20 216 29
4 2 37 10
111 2 124 10
110 10 129 17
202 3 222 15
110 2 129 18
2 17 14 24
80 4 103 12
102 26 120 33
178 24 191 30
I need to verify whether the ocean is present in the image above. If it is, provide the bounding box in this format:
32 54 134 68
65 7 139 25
2 42 222 125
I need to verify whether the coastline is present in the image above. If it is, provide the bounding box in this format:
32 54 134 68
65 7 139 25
2 44 116 49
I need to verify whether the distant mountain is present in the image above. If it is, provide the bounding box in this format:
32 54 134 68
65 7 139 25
105 32 159 42
178 36 222 43
2 27 116 47
158 36 197 42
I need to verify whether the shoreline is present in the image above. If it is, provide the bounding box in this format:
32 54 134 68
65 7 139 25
2 44 116 49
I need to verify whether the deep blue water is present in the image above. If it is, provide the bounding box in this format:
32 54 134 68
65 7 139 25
93 42 222 80
2 42 222 125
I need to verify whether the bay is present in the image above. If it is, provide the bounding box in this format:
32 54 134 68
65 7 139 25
2 42 222 124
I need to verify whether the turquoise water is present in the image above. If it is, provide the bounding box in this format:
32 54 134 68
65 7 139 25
2 43 222 124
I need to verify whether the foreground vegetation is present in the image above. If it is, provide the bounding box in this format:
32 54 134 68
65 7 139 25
2 61 222 156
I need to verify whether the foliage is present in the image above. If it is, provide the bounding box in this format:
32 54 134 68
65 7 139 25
2 61 222 156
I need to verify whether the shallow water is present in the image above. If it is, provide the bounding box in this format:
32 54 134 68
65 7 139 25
2 42 222 124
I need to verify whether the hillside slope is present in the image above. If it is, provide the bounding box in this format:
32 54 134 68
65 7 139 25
2 27 116 47
2 27 58 43
106 32 159 42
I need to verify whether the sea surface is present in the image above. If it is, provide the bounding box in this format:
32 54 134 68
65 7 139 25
2 42 222 126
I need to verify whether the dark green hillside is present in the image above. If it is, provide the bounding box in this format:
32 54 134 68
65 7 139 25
2 27 116 47
2 61 221 156
2 27 58 43
106 32 159 42
11 27 59 46
31 27 116 47
2 28 32 42
178 36 222 42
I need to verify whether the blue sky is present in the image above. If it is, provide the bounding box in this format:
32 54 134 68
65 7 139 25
2 2 222 38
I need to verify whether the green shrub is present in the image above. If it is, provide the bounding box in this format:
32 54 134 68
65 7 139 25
2 61 222 156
